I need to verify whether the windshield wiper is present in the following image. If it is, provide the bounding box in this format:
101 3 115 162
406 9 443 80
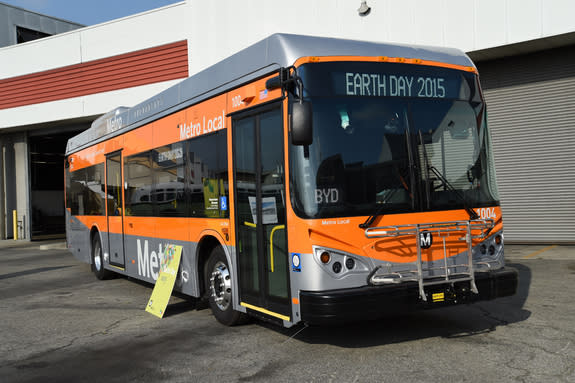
359 182 406 229
360 110 414 230
358 204 383 229
359 202 387 229
428 166 479 220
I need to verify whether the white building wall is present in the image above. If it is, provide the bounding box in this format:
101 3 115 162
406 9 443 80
0 2 188 129
186 0 575 75
2 0 575 129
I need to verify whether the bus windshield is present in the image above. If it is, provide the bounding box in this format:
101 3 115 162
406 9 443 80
290 62 500 219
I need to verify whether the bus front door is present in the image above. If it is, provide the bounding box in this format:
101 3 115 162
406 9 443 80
233 106 291 323
106 152 125 268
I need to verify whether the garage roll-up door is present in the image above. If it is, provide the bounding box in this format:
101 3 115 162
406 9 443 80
477 46 575 244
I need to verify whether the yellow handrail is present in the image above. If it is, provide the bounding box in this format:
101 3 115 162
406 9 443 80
269 225 285 272
13 210 18 240
242 221 285 273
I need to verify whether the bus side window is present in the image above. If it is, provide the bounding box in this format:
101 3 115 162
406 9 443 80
153 143 187 217
124 152 154 217
188 130 229 218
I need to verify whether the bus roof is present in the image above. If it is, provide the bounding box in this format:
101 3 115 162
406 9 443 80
66 33 475 155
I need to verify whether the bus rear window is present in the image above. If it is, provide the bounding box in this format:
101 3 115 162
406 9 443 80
65 163 105 216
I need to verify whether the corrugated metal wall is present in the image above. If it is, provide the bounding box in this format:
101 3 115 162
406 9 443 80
0 40 188 110
477 46 575 243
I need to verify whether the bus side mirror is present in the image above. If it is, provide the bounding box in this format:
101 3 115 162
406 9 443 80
292 101 313 146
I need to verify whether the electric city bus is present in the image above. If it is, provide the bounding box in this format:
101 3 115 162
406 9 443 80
65 34 518 327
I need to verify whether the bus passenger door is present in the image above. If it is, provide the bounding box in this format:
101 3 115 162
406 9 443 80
233 105 291 322
106 152 125 268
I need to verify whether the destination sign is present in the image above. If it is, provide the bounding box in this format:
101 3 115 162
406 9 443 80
298 62 474 100
334 71 461 99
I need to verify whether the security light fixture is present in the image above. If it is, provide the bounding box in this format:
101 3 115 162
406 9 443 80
358 1 371 16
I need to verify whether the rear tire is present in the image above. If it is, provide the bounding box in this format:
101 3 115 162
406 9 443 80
91 234 113 280
206 246 247 326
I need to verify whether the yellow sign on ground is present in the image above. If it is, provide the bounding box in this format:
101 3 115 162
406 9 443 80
145 244 183 318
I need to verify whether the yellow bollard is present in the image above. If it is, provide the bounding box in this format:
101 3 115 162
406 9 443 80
13 210 18 240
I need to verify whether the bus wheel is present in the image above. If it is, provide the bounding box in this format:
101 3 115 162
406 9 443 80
206 246 246 326
91 235 112 280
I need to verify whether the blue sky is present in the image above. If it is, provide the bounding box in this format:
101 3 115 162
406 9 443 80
2 0 183 25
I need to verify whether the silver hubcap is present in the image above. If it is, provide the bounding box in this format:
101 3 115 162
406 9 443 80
94 244 102 271
210 261 232 311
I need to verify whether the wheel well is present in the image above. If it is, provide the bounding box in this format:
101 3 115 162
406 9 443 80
197 235 223 298
89 227 100 256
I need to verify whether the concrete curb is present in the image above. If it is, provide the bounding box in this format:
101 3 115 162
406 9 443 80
39 241 67 250
0 239 67 251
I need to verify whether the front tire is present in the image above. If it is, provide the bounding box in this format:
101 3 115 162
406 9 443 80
91 234 113 280
206 246 246 326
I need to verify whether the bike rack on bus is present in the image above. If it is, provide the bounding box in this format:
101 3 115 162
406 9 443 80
364 219 494 301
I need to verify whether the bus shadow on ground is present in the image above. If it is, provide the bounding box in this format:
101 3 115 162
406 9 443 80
265 262 531 348
119 275 202 318
125 260 532 347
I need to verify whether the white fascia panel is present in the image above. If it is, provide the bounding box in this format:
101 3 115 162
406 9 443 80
0 32 81 78
0 80 182 129
80 2 188 61
0 98 84 129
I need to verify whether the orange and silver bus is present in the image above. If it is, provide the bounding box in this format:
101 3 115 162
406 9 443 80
65 34 517 327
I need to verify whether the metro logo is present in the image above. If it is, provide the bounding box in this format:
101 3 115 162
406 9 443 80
179 110 225 140
137 239 163 281
106 115 124 133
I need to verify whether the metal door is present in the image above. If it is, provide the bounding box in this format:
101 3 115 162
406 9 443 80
233 105 290 321
106 152 125 267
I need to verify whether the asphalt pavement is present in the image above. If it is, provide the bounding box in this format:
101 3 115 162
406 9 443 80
1 238 572 260
0 239 573 382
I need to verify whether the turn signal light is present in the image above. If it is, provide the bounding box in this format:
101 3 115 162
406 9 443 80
320 251 331 264
495 235 502 245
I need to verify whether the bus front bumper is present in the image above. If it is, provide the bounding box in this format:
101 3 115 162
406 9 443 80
299 267 518 325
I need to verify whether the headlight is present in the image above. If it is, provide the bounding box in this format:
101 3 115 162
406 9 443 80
473 230 504 270
313 246 369 278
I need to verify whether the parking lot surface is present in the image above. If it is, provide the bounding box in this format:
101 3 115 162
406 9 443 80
0 241 573 382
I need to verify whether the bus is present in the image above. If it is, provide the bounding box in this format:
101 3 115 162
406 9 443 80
65 34 518 327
